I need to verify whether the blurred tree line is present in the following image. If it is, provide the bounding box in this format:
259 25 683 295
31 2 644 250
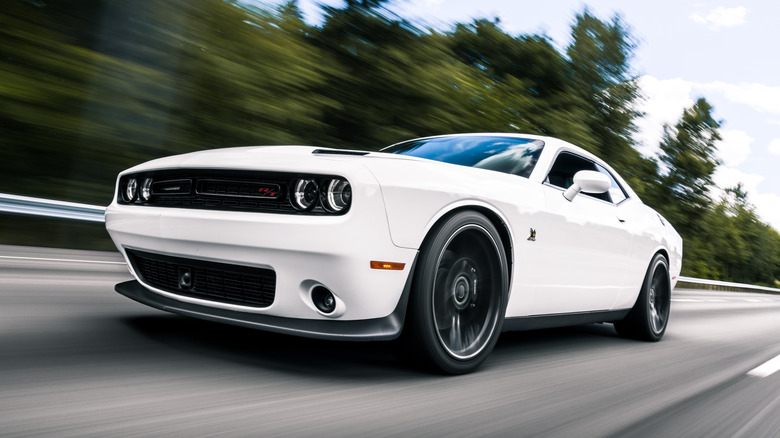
1 0 778 285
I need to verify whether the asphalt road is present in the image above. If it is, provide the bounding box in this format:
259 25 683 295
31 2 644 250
3 245 780 437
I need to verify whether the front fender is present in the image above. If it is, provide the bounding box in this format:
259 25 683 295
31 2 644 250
362 159 539 250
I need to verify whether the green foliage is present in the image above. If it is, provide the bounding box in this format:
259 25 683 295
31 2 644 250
447 19 592 146
674 184 780 286
641 99 780 286
566 10 657 196
651 98 721 236
0 1 778 285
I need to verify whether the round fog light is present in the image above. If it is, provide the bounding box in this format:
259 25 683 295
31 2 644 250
311 286 336 314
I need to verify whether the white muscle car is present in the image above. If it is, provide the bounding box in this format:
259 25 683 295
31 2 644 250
106 133 682 374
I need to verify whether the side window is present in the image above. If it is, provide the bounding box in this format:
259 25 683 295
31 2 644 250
545 152 629 204
545 152 595 188
545 152 609 202
595 164 628 204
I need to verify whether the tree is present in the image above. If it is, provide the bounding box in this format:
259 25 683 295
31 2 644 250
654 98 721 234
0 0 334 248
447 19 592 146
313 2 475 148
566 10 655 194
644 98 722 279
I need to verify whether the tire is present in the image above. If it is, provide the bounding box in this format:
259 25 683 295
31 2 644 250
398 211 508 374
614 253 671 341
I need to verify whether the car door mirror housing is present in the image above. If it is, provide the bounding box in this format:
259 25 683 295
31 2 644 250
563 170 611 202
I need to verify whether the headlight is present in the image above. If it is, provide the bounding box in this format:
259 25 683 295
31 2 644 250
291 179 318 211
123 178 138 202
320 178 351 213
140 178 153 202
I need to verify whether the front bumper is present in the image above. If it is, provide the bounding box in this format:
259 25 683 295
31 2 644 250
116 279 410 340
105 161 419 327
107 203 417 319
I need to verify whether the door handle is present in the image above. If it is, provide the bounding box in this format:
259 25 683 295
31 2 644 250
617 217 626 223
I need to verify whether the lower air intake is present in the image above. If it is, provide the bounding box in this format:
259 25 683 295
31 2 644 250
125 249 276 308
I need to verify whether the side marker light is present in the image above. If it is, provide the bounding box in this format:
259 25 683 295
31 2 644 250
370 261 405 270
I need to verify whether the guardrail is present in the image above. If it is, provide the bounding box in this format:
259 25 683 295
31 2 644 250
0 193 105 223
677 276 780 294
2 193 779 294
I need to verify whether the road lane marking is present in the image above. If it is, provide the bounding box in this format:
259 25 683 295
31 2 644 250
747 354 780 378
0 255 126 265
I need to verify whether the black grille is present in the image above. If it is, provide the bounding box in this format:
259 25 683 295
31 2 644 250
197 179 281 199
126 249 276 308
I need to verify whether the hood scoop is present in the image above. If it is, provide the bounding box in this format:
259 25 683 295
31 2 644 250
312 149 369 156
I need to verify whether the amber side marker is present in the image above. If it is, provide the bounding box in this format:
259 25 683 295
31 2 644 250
370 261 406 270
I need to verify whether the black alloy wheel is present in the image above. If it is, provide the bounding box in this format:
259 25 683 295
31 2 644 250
399 211 508 374
615 253 671 341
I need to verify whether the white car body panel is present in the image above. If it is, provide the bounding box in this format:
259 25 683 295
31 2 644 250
107 147 418 322
105 134 683 341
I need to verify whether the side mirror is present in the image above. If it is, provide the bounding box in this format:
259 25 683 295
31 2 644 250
563 170 610 202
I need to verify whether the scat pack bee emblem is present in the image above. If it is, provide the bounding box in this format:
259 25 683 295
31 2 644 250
527 228 536 241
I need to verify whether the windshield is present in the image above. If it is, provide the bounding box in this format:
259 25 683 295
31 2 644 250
381 136 544 178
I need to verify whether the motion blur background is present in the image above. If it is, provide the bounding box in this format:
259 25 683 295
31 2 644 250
1 0 778 286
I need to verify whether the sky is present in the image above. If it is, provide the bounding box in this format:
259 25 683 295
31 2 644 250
279 0 780 230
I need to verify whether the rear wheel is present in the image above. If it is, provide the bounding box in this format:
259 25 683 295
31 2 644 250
614 253 671 341
398 211 508 374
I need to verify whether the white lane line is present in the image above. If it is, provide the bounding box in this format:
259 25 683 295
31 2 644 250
0 255 126 265
747 354 780 378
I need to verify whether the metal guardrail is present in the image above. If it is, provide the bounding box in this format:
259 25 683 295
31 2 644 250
678 276 780 294
2 193 779 293
0 193 105 223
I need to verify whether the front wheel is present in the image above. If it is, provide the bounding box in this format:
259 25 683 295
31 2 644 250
614 253 671 341
398 211 508 374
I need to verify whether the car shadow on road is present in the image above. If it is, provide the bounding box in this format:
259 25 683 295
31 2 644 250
123 314 415 380
123 315 628 378
491 322 637 365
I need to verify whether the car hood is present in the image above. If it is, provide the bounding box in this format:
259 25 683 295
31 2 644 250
119 146 431 175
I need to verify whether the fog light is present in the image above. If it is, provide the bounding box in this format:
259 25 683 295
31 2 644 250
311 285 336 314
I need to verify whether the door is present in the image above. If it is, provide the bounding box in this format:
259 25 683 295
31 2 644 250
525 151 635 315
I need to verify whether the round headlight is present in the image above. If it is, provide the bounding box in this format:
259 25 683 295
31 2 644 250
320 178 351 213
140 178 153 202
123 178 138 203
291 179 318 211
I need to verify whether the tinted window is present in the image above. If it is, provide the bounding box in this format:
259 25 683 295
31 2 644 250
595 164 628 204
382 136 544 178
545 152 597 190
545 152 629 204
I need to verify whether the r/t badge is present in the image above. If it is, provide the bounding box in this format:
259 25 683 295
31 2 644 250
527 228 536 241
